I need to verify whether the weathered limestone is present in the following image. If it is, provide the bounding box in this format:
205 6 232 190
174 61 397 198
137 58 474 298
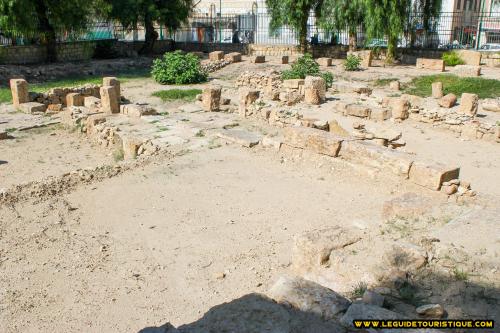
432 82 444 98
224 52 242 63
209 51 224 61
283 126 343 157
328 119 349 136
121 103 157 118
369 107 392 121
268 275 351 320
238 88 260 116
438 93 457 108
389 81 400 91
216 129 262 148
84 96 101 111
409 160 460 190
122 136 143 160
304 76 326 105
459 93 479 116
283 79 305 89
202 85 222 112
10 79 29 107
332 82 372 95
316 57 332 67
18 102 47 114
452 65 481 77
362 290 385 307
252 55 266 63
102 77 120 104
281 55 289 64
457 50 482 66
416 304 445 318
341 140 414 177
382 193 434 220
66 93 84 107
99 86 120 114
390 98 410 120
416 58 445 71
384 242 427 272
340 303 403 328
345 104 371 118
348 50 373 67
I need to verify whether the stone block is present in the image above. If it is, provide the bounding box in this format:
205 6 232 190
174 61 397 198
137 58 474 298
18 102 47 114
10 78 29 107
281 55 289 64
340 303 403 328
84 96 101 110
389 81 400 91
66 93 84 107
102 77 120 103
202 85 222 112
216 129 262 148
209 51 224 61
409 160 460 190
390 98 410 120
458 50 482 66
345 104 371 118
269 275 351 320
122 136 143 160
369 107 391 121
283 126 343 157
238 88 260 116
100 86 119 114
432 82 443 98
362 291 384 307
438 93 457 108
304 76 326 105
283 79 305 89
452 65 481 77
224 52 242 63
328 119 349 137
348 50 373 67
341 140 414 177
416 58 445 71
316 57 332 67
121 103 157 118
252 55 265 63
459 93 479 116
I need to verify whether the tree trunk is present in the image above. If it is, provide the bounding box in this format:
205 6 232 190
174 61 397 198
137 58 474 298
35 1 57 62
140 12 157 55
348 30 357 51
387 35 398 63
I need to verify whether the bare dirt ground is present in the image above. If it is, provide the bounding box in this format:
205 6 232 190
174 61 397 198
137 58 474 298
1 57 499 333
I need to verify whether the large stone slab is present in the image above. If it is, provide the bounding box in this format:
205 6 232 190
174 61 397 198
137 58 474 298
224 52 242 63
408 160 460 190
10 78 29 107
340 141 414 177
345 104 371 118
216 129 262 148
457 50 482 66
100 86 119 114
66 93 84 107
18 102 47 114
416 58 445 71
209 51 224 61
103 77 121 104
202 85 222 112
268 275 351 320
283 126 343 157
458 93 478 116
452 65 481 77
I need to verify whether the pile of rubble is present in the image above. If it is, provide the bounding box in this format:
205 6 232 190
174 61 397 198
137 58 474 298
200 59 232 73
236 70 282 91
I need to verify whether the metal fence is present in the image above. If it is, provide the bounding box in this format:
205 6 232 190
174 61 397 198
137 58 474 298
1 11 499 50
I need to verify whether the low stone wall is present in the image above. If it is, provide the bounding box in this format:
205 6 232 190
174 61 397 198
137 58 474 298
174 42 247 55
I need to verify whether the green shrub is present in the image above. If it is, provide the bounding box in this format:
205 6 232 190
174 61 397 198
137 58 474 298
442 51 465 66
281 53 334 87
152 88 202 101
344 54 361 71
152 51 208 85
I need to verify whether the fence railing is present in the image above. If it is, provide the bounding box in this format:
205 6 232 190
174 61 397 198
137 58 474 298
1 11 499 50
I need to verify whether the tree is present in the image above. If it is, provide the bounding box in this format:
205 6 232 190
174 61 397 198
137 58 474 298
364 0 442 61
104 0 193 55
318 0 365 51
265 0 324 52
0 0 99 62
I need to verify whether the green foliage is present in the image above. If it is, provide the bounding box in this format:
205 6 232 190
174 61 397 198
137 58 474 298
266 0 323 50
442 51 465 66
93 40 120 59
453 267 469 281
344 54 361 71
374 78 399 86
113 148 124 162
152 88 202 101
281 54 334 87
404 74 500 99
351 282 368 298
152 51 207 85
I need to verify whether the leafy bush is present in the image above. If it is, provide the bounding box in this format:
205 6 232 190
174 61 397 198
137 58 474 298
281 53 334 87
152 89 202 101
152 51 208 85
442 51 465 66
344 54 361 71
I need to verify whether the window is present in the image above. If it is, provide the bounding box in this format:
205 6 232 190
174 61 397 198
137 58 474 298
457 0 461 10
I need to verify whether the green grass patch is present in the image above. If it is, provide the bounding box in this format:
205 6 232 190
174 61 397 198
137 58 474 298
0 68 151 104
404 74 500 99
374 78 399 86
152 89 202 102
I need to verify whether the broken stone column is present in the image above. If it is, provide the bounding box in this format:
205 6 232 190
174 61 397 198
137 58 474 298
201 85 222 112
100 86 119 114
10 79 30 107
103 77 121 104
432 82 443 98
438 93 457 108
304 76 326 105
390 98 410 120
66 93 84 107
238 88 260 117
459 93 479 116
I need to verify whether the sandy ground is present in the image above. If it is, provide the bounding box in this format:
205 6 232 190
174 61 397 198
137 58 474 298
1 59 499 333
